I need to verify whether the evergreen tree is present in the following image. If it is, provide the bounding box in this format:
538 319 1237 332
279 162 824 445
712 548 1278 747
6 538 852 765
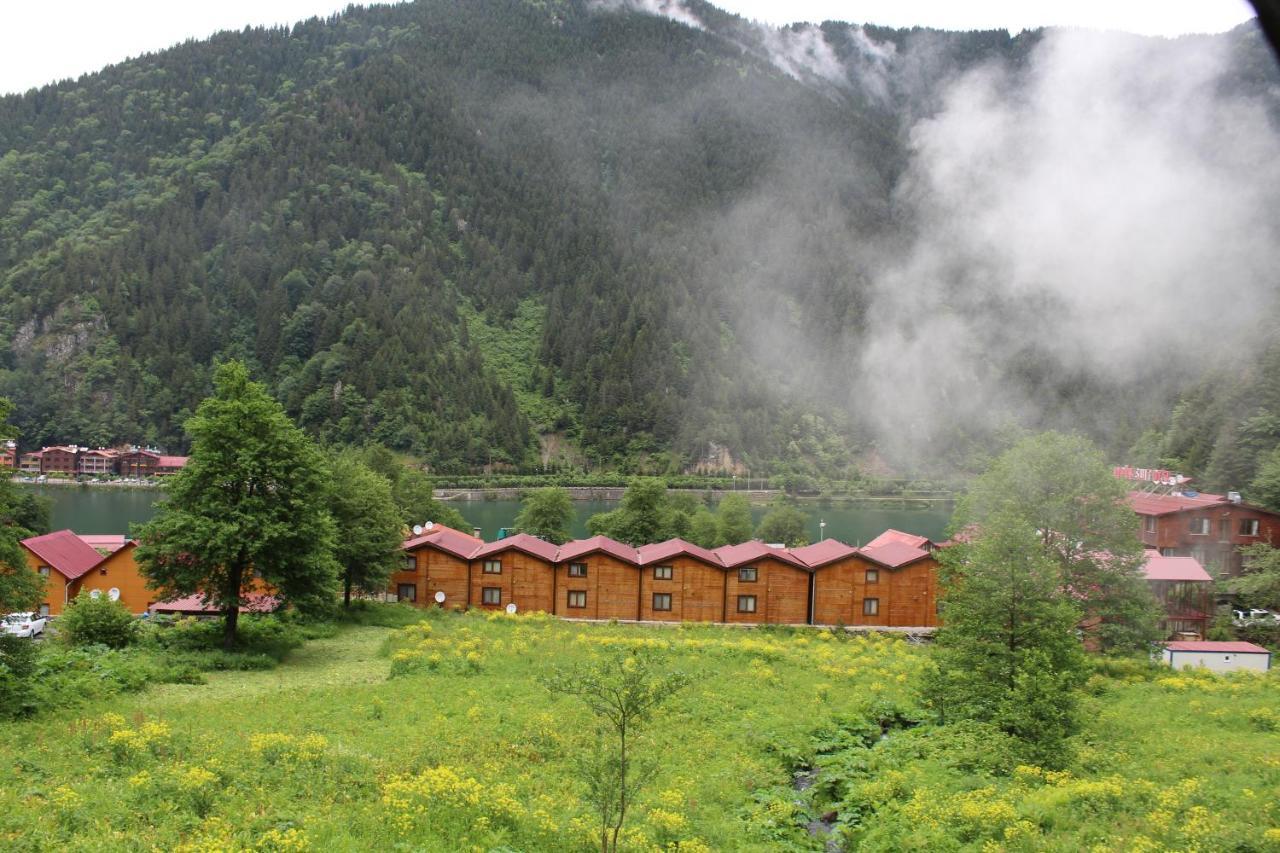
1248 446 1280 512
329 453 405 607
515 487 574 544
0 398 44 613
134 361 339 649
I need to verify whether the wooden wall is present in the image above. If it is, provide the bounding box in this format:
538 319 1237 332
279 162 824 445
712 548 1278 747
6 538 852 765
71 545 155 614
885 557 938 627
723 557 810 625
393 548 472 610
554 553 640 620
470 550 555 614
638 556 726 622
22 546 69 616
812 558 860 626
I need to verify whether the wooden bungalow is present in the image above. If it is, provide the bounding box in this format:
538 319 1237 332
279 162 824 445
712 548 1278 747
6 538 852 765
855 538 940 628
117 449 161 477
19 530 108 616
70 540 156 615
396 523 483 609
554 536 641 620
636 538 727 622
1 440 15 469
794 539 864 626
77 448 120 476
714 541 812 625
469 533 558 613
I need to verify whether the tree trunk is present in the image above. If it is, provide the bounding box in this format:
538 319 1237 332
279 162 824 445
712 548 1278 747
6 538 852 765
343 574 353 608
222 560 245 651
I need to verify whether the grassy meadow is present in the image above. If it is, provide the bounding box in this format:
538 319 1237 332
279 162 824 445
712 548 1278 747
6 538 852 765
0 607 1277 851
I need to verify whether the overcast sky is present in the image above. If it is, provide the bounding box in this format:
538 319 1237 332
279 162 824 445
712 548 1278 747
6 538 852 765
0 0 1258 95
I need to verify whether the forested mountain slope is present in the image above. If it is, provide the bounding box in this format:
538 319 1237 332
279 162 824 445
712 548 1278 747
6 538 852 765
1 0 1277 483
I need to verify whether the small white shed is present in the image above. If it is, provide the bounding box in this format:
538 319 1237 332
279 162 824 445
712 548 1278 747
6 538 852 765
1163 641 1272 673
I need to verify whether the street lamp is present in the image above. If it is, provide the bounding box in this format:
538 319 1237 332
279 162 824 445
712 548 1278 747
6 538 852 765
819 519 827 541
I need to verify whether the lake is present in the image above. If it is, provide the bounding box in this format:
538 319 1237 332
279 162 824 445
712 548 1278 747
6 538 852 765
23 485 953 545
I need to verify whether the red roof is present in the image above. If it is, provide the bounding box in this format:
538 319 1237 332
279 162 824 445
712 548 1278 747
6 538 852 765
1165 641 1270 654
790 538 859 569
636 538 723 568
859 540 932 569
864 529 931 550
1142 553 1212 582
152 593 279 614
402 525 483 560
472 533 560 563
157 455 188 468
21 530 107 580
713 540 809 570
558 535 639 564
1127 490 1228 517
76 534 129 554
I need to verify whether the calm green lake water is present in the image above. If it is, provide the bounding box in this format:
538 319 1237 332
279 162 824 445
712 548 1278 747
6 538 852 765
24 485 952 545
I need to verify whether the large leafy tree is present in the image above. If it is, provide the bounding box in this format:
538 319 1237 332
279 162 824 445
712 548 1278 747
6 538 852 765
1249 446 1280 512
357 445 471 533
329 453 405 607
755 501 810 547
926 511 1088 767
587 479 684 547
955 431 1160 653
515 487 574 544
134 362 339 648
0 398 44 613
1227 542 1280 608
715 494 754 546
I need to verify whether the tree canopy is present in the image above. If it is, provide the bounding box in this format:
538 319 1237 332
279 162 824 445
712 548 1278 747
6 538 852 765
515 487 574 544
134 361 339 648
0 398 44 613
329 452 405 607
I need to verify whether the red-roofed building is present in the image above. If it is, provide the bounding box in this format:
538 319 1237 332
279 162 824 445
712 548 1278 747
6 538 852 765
1163 640 1271 672
713 541 812 625
1142 550 1213 639
117 449 161 477
796 531 940 628
18 450 42 474
38 445 80 475
397 523 484 608
636 538 728 622
152 593 279 616
864 529 934 551
77 448 120 476
555 536 642 620
19 530 112 616
156 455 188 475
0 440 15 469
470 534 558 613
1128 490 1280 578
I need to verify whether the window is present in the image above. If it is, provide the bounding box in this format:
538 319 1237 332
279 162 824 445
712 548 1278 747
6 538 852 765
865 569 879 584
1188 518 1210 536
653 593 672 611
397 583 417 602
1240 519 1260 536
404 555 416 571
738 567 758 582
1219 518 1231 541
37 566 50 577
569 562 588 577
863 598 879 616
1143 516 1157 534
567 590 587 609
483 560 502 574
482 587 501 605
737 595 757 613
653 565 673 581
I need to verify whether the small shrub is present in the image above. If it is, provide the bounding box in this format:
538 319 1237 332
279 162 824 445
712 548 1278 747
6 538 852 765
0 634 39 718
59 592 141 648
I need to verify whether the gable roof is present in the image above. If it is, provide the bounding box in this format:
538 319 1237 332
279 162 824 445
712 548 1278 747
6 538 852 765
21 529 108 580
713 540 809 570
1142 552 1212 582
790 538 859 569
864 529 932 550
157 455 189 468
76 534 129 554
636 538 723 568
859 540 932 569
152 593 279 614
557 535 639 564
402 525 484 560
1127 490 1229 517
472 533 560 563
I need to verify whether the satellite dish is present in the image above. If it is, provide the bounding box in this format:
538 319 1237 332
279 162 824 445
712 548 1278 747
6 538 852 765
108 588 121 601
425 521 434 530
90 589 102 599
412 524 424 536
505 603 517 614
434 591 446 604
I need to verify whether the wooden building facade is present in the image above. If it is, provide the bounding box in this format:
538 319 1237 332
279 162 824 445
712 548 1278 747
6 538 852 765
1129 490 1280 579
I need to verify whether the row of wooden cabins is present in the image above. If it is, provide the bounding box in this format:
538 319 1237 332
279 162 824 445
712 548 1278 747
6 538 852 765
393 524 946 628
4 445 188 477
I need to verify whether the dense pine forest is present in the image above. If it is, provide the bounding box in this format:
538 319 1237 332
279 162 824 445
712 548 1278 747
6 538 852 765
1 0 1278 487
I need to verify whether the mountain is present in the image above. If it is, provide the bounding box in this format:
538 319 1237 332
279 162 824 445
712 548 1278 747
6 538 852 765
1 0 1278 483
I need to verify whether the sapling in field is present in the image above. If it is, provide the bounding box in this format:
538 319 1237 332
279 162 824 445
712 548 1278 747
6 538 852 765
541 648 690 853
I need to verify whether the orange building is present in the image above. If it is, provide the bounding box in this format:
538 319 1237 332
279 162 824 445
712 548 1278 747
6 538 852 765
636 539 727 622
714 541 812 625
470 534 558 613
554 536 641 620
799 531 941 628
19 530 111 616
397 523 483 608
70 541 156 614
1 440 15 469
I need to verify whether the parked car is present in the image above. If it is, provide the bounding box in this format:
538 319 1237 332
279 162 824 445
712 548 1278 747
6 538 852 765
1232 608 1279 625
2 612 47 638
